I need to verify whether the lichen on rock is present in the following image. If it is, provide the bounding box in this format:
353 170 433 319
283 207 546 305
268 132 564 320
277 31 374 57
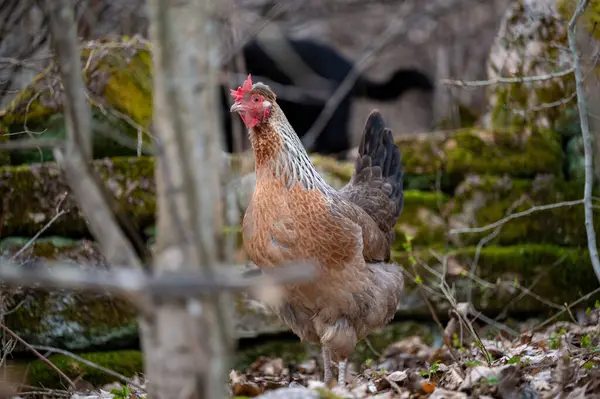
0 37 154 165
484 0 575 133
0 156 156 238
446 174 598 247
1 238 139 353
393 244 600 317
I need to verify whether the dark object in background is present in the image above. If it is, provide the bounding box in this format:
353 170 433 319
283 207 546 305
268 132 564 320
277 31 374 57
221 37 434 157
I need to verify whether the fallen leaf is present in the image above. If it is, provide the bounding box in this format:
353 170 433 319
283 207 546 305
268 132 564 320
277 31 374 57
421 380 436 393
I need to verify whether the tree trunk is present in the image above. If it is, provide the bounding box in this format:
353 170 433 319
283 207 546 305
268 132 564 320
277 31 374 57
140 0 235 398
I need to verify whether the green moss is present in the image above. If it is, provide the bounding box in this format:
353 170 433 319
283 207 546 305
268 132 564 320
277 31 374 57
27 350 143 389
557 0 600 40
6 262 139 353
439 103 480 129
448 175 598 247
0 39 153 165
395 190 449 249
489 1 575 132
0 156 156 238
393 244 600 316
0 122 9 166
99 48 153 126
445 128 563 179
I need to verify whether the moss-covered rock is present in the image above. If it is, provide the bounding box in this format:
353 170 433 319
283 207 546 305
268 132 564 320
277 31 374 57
396 191 448 249
394 244 600 318
1 238 139 353
484 0 575 132
0 155 451 251
0 236 286 348
27 350 143 389
0 122 9 166
446 174 598 247
444 128 563 179
0 38 153 165
0 156 156 238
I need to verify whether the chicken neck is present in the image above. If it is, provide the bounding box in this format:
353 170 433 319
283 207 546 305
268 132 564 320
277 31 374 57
250 105 334 194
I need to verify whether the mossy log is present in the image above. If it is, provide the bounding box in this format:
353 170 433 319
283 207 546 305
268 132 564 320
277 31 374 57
26 350 144 390
394 244 600 318
446 174 599 247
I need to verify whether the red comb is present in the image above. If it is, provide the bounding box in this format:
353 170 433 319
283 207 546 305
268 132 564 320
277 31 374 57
230 74 253 101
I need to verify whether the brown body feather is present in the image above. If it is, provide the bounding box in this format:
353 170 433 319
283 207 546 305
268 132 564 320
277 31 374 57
236 80 405 381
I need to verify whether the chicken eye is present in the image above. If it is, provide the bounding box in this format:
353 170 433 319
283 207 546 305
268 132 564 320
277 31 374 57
251 95 260 103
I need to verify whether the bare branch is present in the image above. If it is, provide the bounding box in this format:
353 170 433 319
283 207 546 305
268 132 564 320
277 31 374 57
440 67 574 87
44 0 146 271
449 199 584 235
568 0 600 283
32 345 145 391
0 259 315 297
8 194 68 262
0 139 64 151
0 324 76 390
301 0 465 151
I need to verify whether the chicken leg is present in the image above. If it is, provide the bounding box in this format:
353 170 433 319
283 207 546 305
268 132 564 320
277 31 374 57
338 358 347 386
322 347 333 383
322 347 348 386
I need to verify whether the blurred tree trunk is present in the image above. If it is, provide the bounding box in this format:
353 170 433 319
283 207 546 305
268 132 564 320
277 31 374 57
139 0 235 398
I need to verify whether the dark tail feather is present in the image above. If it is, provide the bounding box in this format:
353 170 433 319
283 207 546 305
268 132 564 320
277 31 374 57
356 110 404 221
355 69 434 101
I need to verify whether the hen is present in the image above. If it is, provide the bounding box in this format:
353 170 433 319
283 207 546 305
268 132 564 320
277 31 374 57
230 75 405 385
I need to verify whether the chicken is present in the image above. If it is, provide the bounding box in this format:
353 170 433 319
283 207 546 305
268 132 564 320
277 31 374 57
230 74 405 385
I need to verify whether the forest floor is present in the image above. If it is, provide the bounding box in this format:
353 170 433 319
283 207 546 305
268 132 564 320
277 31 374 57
18 311 598 399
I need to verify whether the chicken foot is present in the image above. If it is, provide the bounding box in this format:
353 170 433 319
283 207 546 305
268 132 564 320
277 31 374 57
322 347 348 386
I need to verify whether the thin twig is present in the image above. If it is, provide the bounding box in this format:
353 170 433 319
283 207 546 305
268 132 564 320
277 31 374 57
301 0 465 151
449 200 584 235
568 0 600 283
31 345 145 391
441 67 574 87
0 324 75 390
532 286 600 332
8 194 68 262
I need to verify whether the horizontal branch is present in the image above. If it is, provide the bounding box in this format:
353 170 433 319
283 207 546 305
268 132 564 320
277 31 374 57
0 139 65 151
440 67 574 87
0 260 316 296
449 199 584 235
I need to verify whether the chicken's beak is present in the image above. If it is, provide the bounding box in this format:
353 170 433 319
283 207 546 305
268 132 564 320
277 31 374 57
230 102 246 113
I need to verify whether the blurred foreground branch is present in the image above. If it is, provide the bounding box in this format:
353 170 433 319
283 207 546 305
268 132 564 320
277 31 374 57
0 260 315 297
43 0 148 270
568 0 600 284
